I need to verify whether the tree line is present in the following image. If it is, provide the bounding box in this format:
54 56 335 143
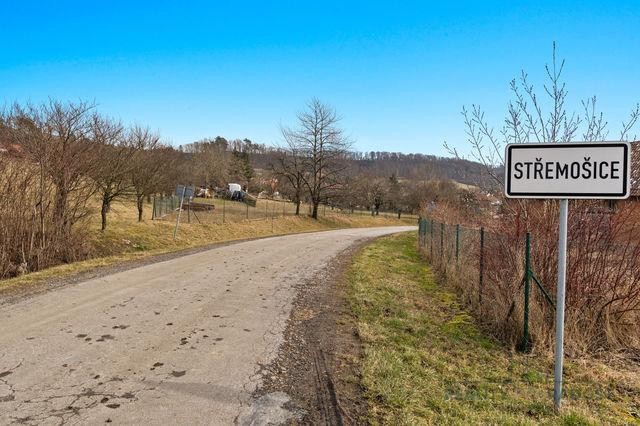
0 100 186 278
0 98 483 279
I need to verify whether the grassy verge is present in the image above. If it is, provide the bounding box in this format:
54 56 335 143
0 200 414 291
347 232 639 425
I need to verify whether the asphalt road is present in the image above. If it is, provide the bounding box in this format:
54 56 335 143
0 226 414 425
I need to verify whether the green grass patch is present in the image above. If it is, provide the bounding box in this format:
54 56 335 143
347 232 640 425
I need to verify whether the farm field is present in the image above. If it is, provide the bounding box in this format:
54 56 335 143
0 197 416 291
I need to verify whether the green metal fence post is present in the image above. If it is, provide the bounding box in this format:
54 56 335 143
152 196 156 220
422 219 427 248
440 222 444 262
430 219 434 258
522 232 532 352
479 227 485 303
222 198 226 223
455 224 460 264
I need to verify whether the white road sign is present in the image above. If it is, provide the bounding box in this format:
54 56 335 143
504 141 632 410
505 142 631 199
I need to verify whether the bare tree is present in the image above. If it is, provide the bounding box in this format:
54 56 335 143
186 138 230 188
129 126 166 221
89 115 135 231
11 100 97 260
448 44 640 354
282 98 351 219
461 43 640 186
353 174 388 215
271 143 308 216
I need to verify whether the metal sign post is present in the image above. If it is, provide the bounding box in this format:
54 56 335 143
505 142 631 411
173 185 195 239
173 186 187 240
554 198 568 409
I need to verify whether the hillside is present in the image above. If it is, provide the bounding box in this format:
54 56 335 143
250 148 492 188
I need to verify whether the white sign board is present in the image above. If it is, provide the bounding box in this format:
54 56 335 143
505 143 631 199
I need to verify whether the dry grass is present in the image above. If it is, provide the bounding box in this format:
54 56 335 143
170 196 418 224
0 197 415 291
348 232 640 425
419 211 640 356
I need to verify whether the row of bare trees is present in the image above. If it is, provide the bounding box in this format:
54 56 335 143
0 97 464 280
269 98 482 218
331 173 478 218
0 100 179 278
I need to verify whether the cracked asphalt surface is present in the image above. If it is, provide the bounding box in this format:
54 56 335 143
0 226 414 425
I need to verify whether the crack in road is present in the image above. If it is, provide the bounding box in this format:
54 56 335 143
0 226 414 424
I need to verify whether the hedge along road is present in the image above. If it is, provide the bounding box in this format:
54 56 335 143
0 226 414 425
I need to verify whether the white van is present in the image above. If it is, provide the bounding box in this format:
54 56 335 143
228 183 242 193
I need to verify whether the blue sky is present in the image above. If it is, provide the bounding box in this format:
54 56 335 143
1 1 639 156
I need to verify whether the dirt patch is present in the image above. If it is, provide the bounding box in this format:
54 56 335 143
255 241 370 425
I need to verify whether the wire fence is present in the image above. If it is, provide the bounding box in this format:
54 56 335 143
417 217 555 351
151 195 180 219
333 207 419 220
151 195 418 225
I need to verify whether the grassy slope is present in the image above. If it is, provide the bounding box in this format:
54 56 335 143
347 232 639 425
0 199 415 290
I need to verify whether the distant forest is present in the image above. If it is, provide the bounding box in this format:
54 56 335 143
230 140 494 188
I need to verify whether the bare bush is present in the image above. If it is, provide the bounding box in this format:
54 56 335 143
0 101 96 277
129 126 169 221
270 147 307 215
88 115 134 231
428 45 640 355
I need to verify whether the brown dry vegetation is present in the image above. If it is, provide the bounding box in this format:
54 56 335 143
0 195 415 291
0 155 93 278
420 199 640 358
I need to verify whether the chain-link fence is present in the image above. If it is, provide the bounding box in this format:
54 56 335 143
331 206 419 220
151 195 180 219
417 217 555 351
152 195 419 225
152 196 300 224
